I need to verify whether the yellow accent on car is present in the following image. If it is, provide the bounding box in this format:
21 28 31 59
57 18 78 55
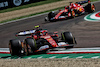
79 8 82 12
47 38 52 40
35 25 40 28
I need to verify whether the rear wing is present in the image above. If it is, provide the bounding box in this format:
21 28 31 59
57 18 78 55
16 30 35 36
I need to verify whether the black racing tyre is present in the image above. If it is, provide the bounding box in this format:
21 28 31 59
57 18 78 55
61 32 77 44
24 38 36 55
9 39 22 56
48 12 56 22
84 3 95 13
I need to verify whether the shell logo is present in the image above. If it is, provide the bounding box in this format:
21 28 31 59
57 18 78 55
47 38 52 40
84 11 100 22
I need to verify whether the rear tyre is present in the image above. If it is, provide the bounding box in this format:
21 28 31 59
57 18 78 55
9 39 22 56
24 38 36 55
85 3 95 13
61 32 77 44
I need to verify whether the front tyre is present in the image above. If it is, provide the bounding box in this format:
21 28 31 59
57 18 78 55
61 32 77 44
24 38 36 55
9 39 22 56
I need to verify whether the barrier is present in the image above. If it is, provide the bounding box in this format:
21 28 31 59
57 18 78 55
0 0 44 10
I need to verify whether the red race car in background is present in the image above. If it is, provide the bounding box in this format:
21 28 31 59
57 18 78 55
45 0 95 22
45 7 75 22
69 1 95 16
9 26 77 56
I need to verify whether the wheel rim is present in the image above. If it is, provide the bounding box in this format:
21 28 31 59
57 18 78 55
25 44 29 55
25 44 32 55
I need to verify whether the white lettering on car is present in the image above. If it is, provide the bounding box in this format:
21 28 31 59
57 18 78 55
44 36 50 39
39 45 49 51
58 42 67 46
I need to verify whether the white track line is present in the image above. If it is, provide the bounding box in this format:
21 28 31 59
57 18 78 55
62 56 69 59
37 56 43 59
76 56 83 58
49 56 56 59
91 56 100 58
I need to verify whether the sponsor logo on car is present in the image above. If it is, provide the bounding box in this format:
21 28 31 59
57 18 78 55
38 45 49 51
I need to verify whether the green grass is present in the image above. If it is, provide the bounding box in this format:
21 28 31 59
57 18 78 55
0 0 62 13
0 0 99 23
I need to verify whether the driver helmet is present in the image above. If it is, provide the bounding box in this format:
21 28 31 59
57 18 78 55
52 11 55 13
65 6 69 9
88 0 91 3
40 30 48 36
35 25 40 29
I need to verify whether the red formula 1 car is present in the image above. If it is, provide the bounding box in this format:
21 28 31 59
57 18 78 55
45 0 95 22
45 7 75 22
69 1 95 16
9 29 77 56
69 2 85 16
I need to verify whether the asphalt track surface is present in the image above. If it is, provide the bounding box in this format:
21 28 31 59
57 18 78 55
0 1 100 48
